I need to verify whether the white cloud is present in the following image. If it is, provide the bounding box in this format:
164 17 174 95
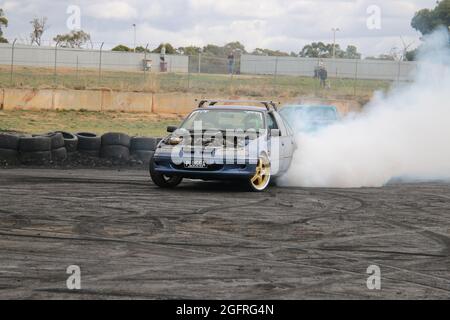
85 1 138 20
1 1 19 11
0 0 439 55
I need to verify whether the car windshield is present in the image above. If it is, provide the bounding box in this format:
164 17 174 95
281 106 337 121
181 109 265 131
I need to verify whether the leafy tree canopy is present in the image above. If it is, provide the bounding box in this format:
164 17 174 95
299 42 361 59
152 43 177 54
411 0 450 35
54 30 91 48
0 8 9 43
112 44 132 52
252 48 290 56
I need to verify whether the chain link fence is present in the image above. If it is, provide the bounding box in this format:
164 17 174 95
0 43 417 101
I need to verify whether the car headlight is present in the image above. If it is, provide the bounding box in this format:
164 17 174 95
168 136 183 145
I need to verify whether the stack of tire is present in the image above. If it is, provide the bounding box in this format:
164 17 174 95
100 132 131 161
47 132 68 161
18 135 52 164
18 132 69 164
54 131 78 154
0 133 20 165
76 132 101 157
130 137 158 164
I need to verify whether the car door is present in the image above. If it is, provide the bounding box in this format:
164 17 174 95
267 112 289 173
273 112 295 171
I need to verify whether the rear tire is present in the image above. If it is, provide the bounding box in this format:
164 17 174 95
149 157 182 188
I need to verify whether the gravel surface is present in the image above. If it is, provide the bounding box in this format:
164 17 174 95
0 168 449 299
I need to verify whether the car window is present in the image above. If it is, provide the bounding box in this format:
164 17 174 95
272 112 288 136
267 114 278 131
182 110 265 131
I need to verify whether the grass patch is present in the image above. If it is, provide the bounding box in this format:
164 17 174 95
0 109 183 137
0 65 392 100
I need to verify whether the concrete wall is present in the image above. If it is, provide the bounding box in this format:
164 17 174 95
240 54 418 81
3 88 54 110
0 44 189 73
53 89 102 111
0 88 196 114
103 91 153 113
0 88 361 115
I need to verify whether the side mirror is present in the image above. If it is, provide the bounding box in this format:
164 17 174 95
271 129 281 137
167 126 178 133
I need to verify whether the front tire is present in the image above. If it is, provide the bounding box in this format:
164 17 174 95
248 154 271 192
149 157 183 188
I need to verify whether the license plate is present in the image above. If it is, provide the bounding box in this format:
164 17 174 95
184 160 207 168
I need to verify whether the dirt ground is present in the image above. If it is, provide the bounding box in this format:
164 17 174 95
0 168 449 299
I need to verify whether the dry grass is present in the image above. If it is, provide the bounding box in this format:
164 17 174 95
0 109 183 137
0 65 391 101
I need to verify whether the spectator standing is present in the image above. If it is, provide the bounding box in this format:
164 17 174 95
317 63 328 88
227 52 235 74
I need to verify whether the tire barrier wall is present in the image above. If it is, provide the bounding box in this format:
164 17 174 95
0 132 160 166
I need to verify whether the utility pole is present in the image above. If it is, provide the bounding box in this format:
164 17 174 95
332 27 340 59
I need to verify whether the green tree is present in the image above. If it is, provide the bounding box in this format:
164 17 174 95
30 17 48 46
112 44 132 52
411 0 450 35
135 46 150 53
54 30 91 48
202 44 224 56
152 43 177 54
299 42 338 58
0 9 9 43
404 49 418 61
224 41 247 54
252 48 290 56
299 42 361 59
343 45 361 59
177 45 201 56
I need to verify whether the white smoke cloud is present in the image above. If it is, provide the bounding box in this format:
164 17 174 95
280 28 450 188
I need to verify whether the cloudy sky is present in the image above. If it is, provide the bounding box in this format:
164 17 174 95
0 0 438 56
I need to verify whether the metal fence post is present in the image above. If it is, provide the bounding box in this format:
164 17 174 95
186 55 191 91
187 66 191 91
198 53 201 73
143 43 149 83
273 57 279 93
10 39 17 86
76 55 79 82
98 42 104 85
353 59 358 97
229 57 235 95
54 41 59 87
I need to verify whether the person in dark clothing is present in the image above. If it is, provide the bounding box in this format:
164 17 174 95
227 52 235 74
318 65 328 88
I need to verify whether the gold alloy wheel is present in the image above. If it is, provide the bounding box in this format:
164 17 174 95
250 155 271 191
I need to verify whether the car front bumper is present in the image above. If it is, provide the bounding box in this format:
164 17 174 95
152 153 258 180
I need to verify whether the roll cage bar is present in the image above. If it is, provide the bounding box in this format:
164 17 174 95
197 99 279 112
